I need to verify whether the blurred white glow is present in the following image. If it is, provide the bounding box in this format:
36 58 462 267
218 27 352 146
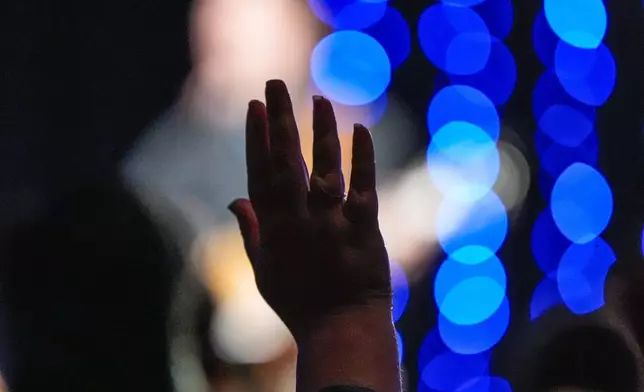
378 134 530 278
188 0 317 129
212 284 294 364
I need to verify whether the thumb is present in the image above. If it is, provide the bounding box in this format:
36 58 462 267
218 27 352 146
228 198 260 266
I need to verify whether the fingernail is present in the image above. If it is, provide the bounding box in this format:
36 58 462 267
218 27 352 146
313 95 323 102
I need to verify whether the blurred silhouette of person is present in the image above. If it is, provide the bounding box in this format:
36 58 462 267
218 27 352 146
0 0 192 390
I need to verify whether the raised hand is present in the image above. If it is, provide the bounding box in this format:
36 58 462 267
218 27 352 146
228 80 393 338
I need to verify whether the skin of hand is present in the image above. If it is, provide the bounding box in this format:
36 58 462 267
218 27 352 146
228 80 401 392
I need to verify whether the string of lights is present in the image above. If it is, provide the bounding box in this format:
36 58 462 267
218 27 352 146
417 0 515 390
530 0 617 320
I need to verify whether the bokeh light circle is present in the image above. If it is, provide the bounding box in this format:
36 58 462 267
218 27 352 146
554 42 616 106
544 0 607 49
557 238 616 314
532 70 596 123
426 122 500 201
551 163 613 244
308 0 387 30
441 0 486 6
474 0 514 40
449 38 517 105
363 6 411 69
434 251 507 325
421 350 490 391
538 104 594 147
438 296 510 355
535 130 599 178
418 4 492 75
311 31 391 105
530 277 563 321
427 85 500 140
436 192 508 257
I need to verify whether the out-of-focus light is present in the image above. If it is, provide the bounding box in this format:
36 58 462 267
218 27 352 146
418 4 492 75
495 139 531 212
530 277 563 320
641 229 644 256
474 0 514 40
532 10 559 67
396 330 404 364
190 0 316 129
532 71 596 123
434 250 507 325
391 259 410 322
417 328 490 388
551 163 613 244
538 104 594 147
421 351 490 391
438 296 510 355
427 86 500 140
544 0 607 49
436 193 508 258
311 31 391 105
449 39 517 105
557 238 616 315
426 122 500 202
363 6 411 69
531 210 571 275
308 0 387 30
457 376 513 392
536 130 599 178
554 43 616 106
441 0 486 6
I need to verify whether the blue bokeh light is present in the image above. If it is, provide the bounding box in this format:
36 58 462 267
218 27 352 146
417 328 490 384
557 238 616 314
441 0 486 6
426 122 501 201
458 376 513 392
544 0 607 49
641 229 644 256
554 42 616 106
532 71 596 123
438 296 510 354
532 10 559 67
391 259 409 322
421 350 490 391
434 251 507 325
363 6 411 69
418 4 492 75
436 193 508 258
531 209 571 275
427 85 500 140
449 38 517 105
536 130 599 178
551 163 613 244
538 104 594 147
308 0 387 30
473 0 514 40
311 31 391 106
530 277 563 321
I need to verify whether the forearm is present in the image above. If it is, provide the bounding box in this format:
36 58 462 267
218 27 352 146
295 301 401 392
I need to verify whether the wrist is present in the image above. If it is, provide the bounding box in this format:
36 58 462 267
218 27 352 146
294 299 401 392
